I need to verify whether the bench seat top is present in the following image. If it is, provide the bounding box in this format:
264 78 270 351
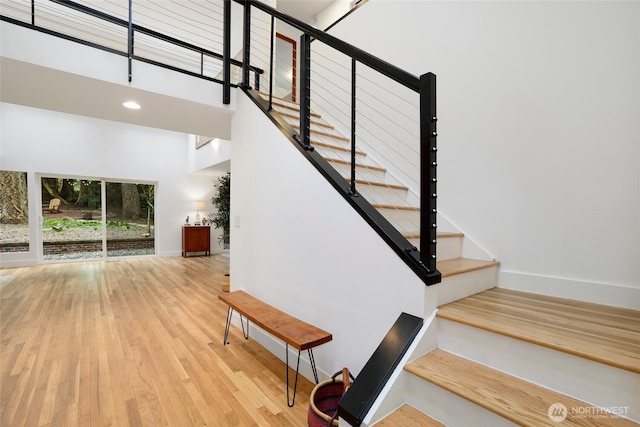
218 290 332 350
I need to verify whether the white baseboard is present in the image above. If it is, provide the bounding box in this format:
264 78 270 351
499 270 640 310
158 250 183 258
0 256 38 268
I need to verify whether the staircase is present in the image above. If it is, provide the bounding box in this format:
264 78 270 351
258 92 499 292
256 92 639 426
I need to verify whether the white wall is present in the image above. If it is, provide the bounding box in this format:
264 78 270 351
230 93 429 379
312 0 353 30
0 103 218 266
1 21 235 139
188 136 232 251
325 0 640 305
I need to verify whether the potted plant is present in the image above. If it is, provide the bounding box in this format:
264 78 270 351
208 172 231 291
208 172 230 249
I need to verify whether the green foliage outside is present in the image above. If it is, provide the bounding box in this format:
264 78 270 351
43 218 132 230
43 218 102 229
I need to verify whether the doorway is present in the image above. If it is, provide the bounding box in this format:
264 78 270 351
274 33 297 102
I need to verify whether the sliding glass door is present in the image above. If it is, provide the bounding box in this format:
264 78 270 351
40 176 155 261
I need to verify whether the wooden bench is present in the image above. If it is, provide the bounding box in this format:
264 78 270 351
218 290 332 406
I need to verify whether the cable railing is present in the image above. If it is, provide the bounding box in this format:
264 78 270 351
0 0 262 86
228 0 440 287
1 0 439 284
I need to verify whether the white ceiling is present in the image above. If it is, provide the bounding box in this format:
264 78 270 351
0 57 233 139
277 0 336 24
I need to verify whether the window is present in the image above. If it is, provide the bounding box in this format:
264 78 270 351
0 171 29 253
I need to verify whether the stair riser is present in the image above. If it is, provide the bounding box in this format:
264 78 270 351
377 208 419 232
404 373 518 427
436 266 498 306
315 145 366 162
406 236 463 261
284 116 336 134
354 185 410 206
330 162 388 182
437 318 640 423
438 236 462 261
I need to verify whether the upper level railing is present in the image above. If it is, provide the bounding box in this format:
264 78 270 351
226 0 440 286
0 0 263 86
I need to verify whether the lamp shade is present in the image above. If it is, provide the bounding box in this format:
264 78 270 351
195 201 205 211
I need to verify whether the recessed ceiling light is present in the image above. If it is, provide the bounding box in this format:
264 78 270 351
123 101 141 110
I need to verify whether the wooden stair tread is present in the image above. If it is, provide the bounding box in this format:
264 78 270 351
436 258 499 278
279 111 334 129
291 124 349 142
375 404 444 426
402 231 464 239
437 288 640 374
406 349 638 427
315 140 366 156
272 100 322 117
325 158 386 172
371 204 419 211
347 178 408 191
256 92 322 118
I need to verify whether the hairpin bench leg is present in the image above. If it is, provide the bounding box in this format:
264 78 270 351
223 307 233 345
308 348 319 384
239 314 250 339
285 343 302 407
223 308 250 345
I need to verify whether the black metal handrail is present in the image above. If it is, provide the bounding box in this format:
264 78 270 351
227 0 440 285
338 312 423 426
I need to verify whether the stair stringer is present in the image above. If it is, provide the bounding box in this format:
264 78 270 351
354 309 439 427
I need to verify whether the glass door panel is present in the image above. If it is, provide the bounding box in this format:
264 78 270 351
41 177 103 261
106 181 155 257
0 171 29 253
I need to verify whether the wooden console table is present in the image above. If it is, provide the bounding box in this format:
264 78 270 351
182 225 210 257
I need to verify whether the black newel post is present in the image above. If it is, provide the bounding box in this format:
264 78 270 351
268 15 275 111
350 58 357 196
223 0 231 104
299 33 311 149
127 0 133 82
419 72 438 274
241 0 251 88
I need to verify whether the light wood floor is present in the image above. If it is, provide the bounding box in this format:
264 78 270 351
0 256 314 426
